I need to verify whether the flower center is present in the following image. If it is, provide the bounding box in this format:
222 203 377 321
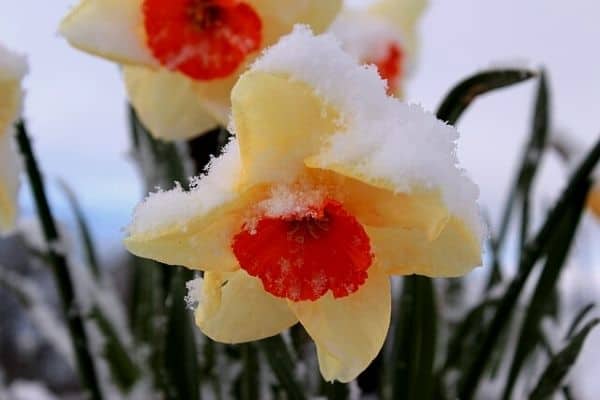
143 0 262 80
232 199 373 302
370 42 404 95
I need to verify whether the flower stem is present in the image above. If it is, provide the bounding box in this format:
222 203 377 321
15 120 103 400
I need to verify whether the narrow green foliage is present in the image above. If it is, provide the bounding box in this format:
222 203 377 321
15 120 103 400
387 276 436 400
529 319 600 400
240 343 260 400
324 381 349 400
502 177 589 400
566 303 595 339
259 335 306 400
458 136 600 399
58 180 101 277
436 69 536 125
89 308 141 391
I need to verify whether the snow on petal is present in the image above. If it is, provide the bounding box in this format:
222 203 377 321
124 140 261 270
123 66 218 140
252 26 484 242
0 43 27 235
192 270 297 343
59 0 157 67
288 265 391 382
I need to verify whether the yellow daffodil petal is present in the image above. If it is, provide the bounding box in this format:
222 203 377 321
0 48 26 235
249 0 342 46
312 170 449 239
59 0 156 67
192 74 239 126
368 0 427 57
123 66 218 140
232 71 341 186
588 186 600 219
289 265 391 382
370 216 482 277
124 141 266 270
194 270 297 343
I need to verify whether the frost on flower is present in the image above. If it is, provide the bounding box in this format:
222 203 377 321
125 26 483 383
59 0 342 140
0 43 27 235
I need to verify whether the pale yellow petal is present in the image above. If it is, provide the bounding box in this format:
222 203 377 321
194 270 297 343
249 0 342 46
289 265 391 382
192 74 239 126
232 71 341 186
59 0 156 67
123 66 218 140
588 186 600 219
370 216 481 277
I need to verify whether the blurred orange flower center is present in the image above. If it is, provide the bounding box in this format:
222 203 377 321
143 0 262 80
232 199 374 302
370 42 404 95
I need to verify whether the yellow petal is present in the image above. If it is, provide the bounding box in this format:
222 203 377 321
59 0 156 67
588 186 600 219
123 66 218 140
289 265 391 382
124 141 267 271
312 170 449 240
249 0 342 45
194 270 297 343
368 0 427 58
192 74 239 126
0 134 20 234
370 216 481 277
232 71 341 186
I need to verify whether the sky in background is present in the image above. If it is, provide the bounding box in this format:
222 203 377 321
1 0 600 393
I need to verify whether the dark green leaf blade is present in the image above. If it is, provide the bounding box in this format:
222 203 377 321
259 335 306 400
529 318 600 400
436 69 536 124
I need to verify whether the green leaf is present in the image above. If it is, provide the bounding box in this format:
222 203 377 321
15 120 103 400
240 343 260 400
58 180 101 277
565 303 595 340
529 318 600 400
458 137 600 399
259 335 306 400
323 381 349 400
164 269 200 400
386 276 437 400
436 69 536 125
502 174 588 400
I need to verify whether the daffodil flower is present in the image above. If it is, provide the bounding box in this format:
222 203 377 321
59 0 341 140
0 44 27 235
329 0 427 96
124 27 483 382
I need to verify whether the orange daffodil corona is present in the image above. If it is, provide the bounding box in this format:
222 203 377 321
125 27 483 382
0 44 27 235
329 0 428 97
59 0 341 141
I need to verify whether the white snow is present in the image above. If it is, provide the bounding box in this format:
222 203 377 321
127 139 241 236
5 380 58 400
251 26 483 238
185 277 203 310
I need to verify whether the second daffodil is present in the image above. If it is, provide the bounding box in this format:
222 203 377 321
329 0 428 97
59 0 341 140
124 26 483 382
0 44 27 235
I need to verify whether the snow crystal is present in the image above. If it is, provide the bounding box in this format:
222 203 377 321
127 139 241 236
251 26 484 238
0 43 28 81
185 277 203 310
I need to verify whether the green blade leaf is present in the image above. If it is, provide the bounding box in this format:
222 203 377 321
529 318 600 400
240 343 259 400
458 137 600 399
436 69 536 124
259 335 306 400
566 303 595 340
502 175 589 400
386 276 437 400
